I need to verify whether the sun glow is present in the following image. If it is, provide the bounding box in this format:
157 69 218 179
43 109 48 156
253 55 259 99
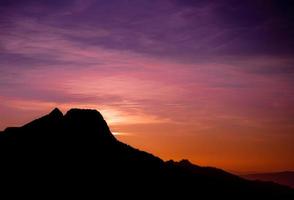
112 131 127 136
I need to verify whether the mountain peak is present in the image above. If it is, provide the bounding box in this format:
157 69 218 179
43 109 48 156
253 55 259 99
179 159 193 165
66 108 102 116
21 107 63 129
49 108 63 118
64 108 116 141
64 108 106 125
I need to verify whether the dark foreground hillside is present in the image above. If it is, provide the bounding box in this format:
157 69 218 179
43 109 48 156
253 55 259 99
0 108 293 199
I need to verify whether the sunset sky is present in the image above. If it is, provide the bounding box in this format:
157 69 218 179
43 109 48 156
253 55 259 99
0 0 293 173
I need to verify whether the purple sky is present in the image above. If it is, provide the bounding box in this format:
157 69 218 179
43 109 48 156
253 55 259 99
0 0 294 172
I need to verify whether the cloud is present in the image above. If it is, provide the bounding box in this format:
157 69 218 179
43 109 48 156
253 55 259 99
2 0 294 61
1 0 293 132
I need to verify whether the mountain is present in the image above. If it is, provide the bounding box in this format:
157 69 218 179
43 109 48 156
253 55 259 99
242 172 294 188
0 108 293 199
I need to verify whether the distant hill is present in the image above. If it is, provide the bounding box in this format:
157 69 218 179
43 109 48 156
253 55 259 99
242 172 294 188
0 108 293 199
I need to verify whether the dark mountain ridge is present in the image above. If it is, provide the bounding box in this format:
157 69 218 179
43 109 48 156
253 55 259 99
242 171 294 189
0 108 293 199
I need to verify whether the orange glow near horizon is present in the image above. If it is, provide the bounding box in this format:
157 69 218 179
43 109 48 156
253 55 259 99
1 102 293 173
111 123 294 173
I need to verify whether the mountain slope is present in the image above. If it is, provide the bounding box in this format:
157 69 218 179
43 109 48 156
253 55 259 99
243 172 294 188
0 108 293 199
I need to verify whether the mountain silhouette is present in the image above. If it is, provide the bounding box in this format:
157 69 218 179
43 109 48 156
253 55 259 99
243 171 294 189
0 108 293 199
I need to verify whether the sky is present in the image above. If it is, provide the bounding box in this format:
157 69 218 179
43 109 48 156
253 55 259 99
0 0 294 173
